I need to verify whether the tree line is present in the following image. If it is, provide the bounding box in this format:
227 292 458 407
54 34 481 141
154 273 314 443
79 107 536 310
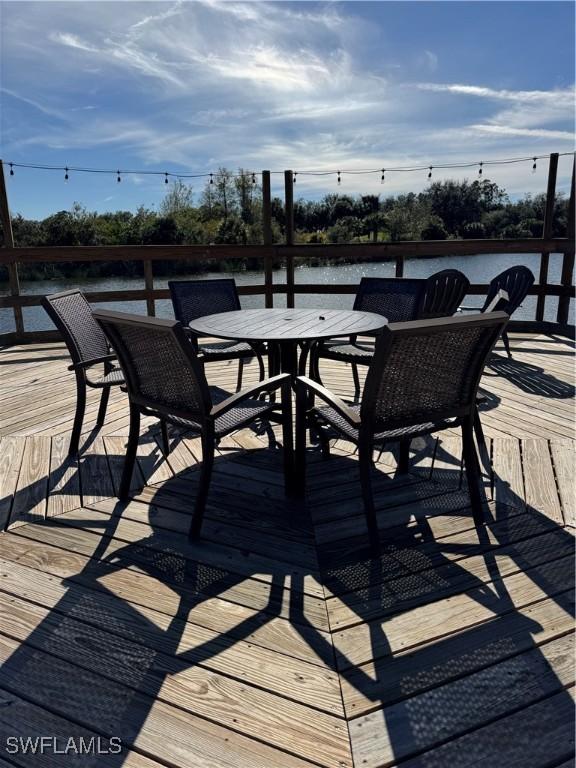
0 168 570 281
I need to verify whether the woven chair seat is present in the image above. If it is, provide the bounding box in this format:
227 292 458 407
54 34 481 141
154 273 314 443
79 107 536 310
160 387 276 436
200 340 265 360
316 404 456 443
320 340 375 363
86 367 125 388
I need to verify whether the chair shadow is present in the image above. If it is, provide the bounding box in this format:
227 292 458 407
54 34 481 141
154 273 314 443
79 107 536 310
0 443 574 767
486 353 575 398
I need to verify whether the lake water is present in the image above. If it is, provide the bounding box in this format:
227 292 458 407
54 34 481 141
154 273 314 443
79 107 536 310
0 252 572 334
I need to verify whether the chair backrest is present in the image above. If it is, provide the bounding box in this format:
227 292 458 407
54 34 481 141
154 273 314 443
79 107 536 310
482 266 534 315
93 310 211 419
169 278 241 327
421 269 470 318
353 277 427 322
361 312 509 431
42 289 109 366
484 289 509 313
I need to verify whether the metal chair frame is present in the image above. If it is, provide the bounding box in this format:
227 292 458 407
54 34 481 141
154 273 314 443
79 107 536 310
93 310 294 540
296 312 509 552
168 278 266 390
42 289 124 456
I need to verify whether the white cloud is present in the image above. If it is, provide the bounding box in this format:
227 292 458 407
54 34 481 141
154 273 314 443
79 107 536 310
470 124 574 141
1 2 574 207
415 82 575 107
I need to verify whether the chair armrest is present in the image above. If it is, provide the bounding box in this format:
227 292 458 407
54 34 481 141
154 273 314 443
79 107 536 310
210 373 291 418
68 354 117 371
296 376 361 427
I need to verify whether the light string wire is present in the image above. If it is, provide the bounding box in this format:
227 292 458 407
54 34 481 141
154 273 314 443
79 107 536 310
3 152 573 183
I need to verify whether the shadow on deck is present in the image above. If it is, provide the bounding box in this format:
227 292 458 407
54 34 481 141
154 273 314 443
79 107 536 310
0 332 574 768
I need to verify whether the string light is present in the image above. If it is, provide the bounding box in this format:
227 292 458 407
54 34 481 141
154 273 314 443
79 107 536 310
64 166 69 182
2 152 570 187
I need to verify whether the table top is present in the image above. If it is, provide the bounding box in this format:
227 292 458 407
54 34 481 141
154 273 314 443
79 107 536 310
189 308 387 343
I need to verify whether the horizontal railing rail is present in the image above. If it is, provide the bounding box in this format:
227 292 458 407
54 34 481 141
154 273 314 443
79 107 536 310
1 156 574 344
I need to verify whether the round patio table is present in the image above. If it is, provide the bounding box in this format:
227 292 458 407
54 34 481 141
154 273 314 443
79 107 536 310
189 308 387 380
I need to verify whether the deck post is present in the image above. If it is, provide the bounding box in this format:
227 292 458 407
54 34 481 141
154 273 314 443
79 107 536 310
284 170 295 308
0 160 24 338
143 259 155 316
536 153 559 322
262 170 274 308
557 155 575 326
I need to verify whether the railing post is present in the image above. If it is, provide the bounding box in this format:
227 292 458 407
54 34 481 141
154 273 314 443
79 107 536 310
395 253 405 278
557 154 575 326
262 170 274 308
0 160 24 339
536 152 559 322
143 259 155 316
284 170 295 308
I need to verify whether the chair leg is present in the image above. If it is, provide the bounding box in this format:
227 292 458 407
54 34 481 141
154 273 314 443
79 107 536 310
96 386 110 427
502 330 512 358
397 439 410 475
352 363 361 401
473 405 490 458
281 382 295 496
462 420 484 525
160 420 170 455
189 432 215 540
119 404 140 500
256 351 266 382
295 382 308 498
359 440 379 553
236 359 244 392
69 373 87 456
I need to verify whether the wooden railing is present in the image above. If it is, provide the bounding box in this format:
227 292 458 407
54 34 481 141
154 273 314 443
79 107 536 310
1 158 574 345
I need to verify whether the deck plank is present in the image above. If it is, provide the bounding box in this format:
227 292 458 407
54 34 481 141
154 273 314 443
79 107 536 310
8 435 51 528
349 634 574 768
0 334 573 768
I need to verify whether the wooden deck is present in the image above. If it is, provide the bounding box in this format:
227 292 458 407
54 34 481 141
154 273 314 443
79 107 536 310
0 331 574 768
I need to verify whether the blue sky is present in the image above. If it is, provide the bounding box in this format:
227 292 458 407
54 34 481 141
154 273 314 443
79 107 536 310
1 1 574 219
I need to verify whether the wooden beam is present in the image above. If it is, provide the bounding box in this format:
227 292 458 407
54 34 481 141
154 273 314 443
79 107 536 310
143 260 155 316
262 170 274 308
1 238 572 265
0 160 24 337
284 170 295 308
536 153 559 322
557 154 575 325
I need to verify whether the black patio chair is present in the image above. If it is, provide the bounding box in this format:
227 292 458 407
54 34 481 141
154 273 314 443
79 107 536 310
295 312 509 551
421 269 470 318
168 278 266 391
93 310 294 541
309 277 428 399
461 266 534 357
42 290 125 456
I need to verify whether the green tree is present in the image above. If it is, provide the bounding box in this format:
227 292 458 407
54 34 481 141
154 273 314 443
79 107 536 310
159 180 194 216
